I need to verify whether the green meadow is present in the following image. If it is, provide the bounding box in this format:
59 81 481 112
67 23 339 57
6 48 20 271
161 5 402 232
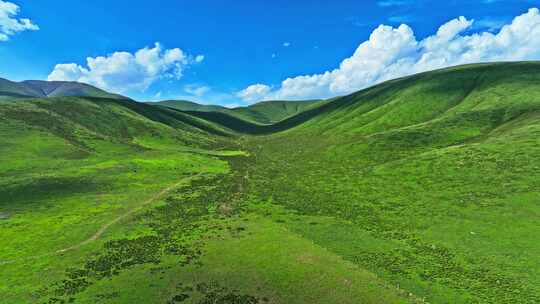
1 62 539 303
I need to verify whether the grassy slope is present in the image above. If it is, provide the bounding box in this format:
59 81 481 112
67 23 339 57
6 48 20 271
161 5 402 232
0 96 235 252
241 62 540 303
0 97 229 300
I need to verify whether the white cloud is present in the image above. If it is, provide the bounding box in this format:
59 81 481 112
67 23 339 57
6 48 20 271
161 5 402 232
48 43 202 93
238 8 540 102
236 84 272 103
0 0 38 41
283 42 291 47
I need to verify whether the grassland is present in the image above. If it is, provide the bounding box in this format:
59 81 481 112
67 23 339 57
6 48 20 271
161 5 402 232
1 62 539 303
0 97 230 302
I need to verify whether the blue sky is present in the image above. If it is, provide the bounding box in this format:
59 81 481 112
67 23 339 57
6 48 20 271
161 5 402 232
1 0 540 106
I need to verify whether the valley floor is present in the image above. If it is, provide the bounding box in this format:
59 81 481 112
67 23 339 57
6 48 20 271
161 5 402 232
0 144 413 304
2 131 538 304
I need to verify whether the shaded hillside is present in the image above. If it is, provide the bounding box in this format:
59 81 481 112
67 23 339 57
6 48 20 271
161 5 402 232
0 78 127 99
284 62 540 136
0 96 233 153
186 62 540 136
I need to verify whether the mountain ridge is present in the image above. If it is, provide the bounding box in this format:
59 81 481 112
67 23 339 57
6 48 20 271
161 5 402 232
150 98 328 125
0 77 128 100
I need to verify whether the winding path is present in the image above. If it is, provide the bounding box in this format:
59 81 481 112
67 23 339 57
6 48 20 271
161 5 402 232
0 179 188 266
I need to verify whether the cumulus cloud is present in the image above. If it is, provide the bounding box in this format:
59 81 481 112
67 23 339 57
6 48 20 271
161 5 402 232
238 8 540 102
0 0 38 41
236 84 272 103
48 43 203 93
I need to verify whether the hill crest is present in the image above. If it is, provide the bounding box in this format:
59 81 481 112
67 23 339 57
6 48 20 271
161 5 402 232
0 77 127 100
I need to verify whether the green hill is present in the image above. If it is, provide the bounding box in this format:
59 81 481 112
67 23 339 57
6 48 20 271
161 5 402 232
151 98 327 125
177 61 540 302
1 62 539 304
0 78 127 99
281 62 540 135
150 99 227 112
1 95 406 304
240 62 540 303
232 99 327 124
0 96 234 148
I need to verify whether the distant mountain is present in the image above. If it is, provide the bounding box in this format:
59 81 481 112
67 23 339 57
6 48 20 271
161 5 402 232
150 100 227 113
0 78 127 99
233 99 328 124
151 99 328 125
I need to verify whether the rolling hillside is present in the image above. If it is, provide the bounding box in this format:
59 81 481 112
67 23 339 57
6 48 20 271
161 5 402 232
170 61 540 302
282 62 540 136
1 62 539 304
150 99 227 112
0 78 127 99
240 62 540 303
0 95 248 303
152 98 327 124
1 95 410 304
0 96 234 148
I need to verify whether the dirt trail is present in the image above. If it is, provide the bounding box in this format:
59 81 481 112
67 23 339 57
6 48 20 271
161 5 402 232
0 179 187 266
